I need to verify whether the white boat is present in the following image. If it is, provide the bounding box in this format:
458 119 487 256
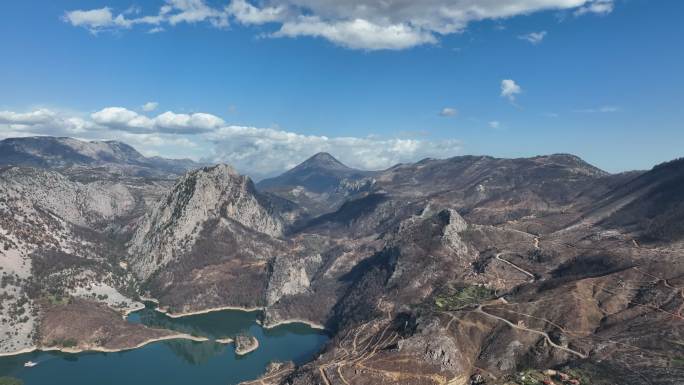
24 361 38 367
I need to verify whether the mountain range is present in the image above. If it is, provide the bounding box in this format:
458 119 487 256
0 136 201 177
1 136 683 385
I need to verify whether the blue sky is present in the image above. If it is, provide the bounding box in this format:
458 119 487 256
0 0 682 178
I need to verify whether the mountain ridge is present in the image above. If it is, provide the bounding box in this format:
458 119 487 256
0 136 202 177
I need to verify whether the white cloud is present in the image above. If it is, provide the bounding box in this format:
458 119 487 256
64 1 616 50
518 31 547 45
0 109 58 125
439 107 458 117
207 125 462 178
228 0 287 25
91 107 152 130
575 0 614 16
0 107 462 178
273 17 436 50
63 0 229 34
164 0 229 27
0 109 95 135
90 107 225 134
63 8 116 30
575 105 621 113
501 79 522 102
142 102 159 112
489 121 501 129
154 111 225 132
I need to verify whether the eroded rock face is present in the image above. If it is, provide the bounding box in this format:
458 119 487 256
398 317 469 373
123 164 298 314
128 164 284 280
0 167 136 227
266 253 322 306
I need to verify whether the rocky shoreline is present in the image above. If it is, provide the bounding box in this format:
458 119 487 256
234 335 259 356
260 318 326 331
0 334 209 358
156 304 264 318
0 301 325 358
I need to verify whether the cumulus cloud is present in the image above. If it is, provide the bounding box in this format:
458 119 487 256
501 79 522 102
90 107 225 134
0 109 59 125
0 109 94 135
0 107 462 179
439 107 458 117
61 7 130 33
272 17 437 50
142 102 159 112
64 0 617 50
489 121 501 129
207 125 462 178
518 31 547 45
64 0 229 33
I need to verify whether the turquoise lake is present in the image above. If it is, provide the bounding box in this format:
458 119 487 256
0 305 329 385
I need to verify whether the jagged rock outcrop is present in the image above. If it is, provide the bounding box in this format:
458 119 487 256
128 164 284 280
126 164 292 313
266 253 322 306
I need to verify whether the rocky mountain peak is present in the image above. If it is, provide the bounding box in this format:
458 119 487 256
128 163 284 280
295 152 351 172
257 152 373 206
531 153 608 177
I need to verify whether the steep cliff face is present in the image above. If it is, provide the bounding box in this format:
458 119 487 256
128 164 284 280
126 164 291 313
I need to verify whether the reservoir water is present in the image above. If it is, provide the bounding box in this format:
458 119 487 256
0 305 329 385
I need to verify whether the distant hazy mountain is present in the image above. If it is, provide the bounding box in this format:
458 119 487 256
0 136 202 177
258 152 372 193
259 152 612 224
257 152 375 215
